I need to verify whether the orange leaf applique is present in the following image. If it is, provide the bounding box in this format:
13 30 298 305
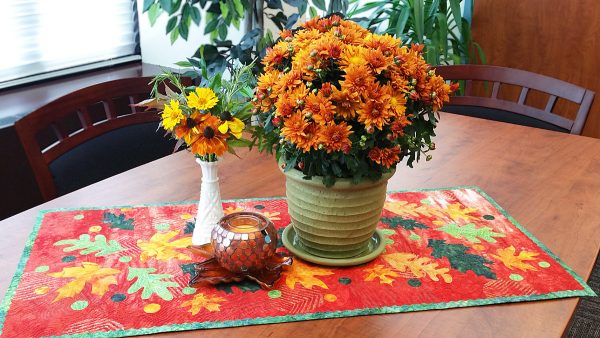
491 246 539 271
384 200 443 218
441 203 479 222
48 262 120 302
364 265 399 285
224 206 245 215
137 230 193 262
261 211 281 221
285 260 334 290
181 293 226 315
383 252 453 283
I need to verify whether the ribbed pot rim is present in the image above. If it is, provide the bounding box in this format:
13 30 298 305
281 165 396 189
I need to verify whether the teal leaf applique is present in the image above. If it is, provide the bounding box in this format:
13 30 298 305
103 212 135 230
381 216 429 230
216 280 261 294
436 223 506 243
54 234 125 256
427 239 496 279
127 268 178 300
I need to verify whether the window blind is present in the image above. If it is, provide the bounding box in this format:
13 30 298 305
0 0 140 89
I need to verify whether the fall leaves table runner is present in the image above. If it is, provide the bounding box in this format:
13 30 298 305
0 187 594 337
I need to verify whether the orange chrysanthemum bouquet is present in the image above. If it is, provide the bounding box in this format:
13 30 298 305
252 15 457 186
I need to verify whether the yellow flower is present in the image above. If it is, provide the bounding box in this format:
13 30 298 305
218 117 245 139
161 100 184 131
187 87 219 111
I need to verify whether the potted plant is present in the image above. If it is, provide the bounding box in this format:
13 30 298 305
251 15 457 262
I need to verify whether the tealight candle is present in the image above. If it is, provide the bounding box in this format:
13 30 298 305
211 212 277 273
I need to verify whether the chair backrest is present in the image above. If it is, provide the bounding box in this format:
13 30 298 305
14 77 177 201
434 65 595 134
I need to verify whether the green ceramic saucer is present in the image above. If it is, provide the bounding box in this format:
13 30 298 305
281 225 386 267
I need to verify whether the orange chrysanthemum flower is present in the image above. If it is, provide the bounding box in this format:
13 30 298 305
273 70 304 94
369 146 400 168
314 36 344 59
275 93 298 118
294 122 321 152
293 29 322 53
320 122 353 153
363 48 392 74
280 111 309 145
331 86 360 120
357 84 393 130
363 33 401 56
341 64 375 95
339 45 368 68
262 41 291 72
186 114 228 157
303 92 335 125
429 74 453 111
389 90 408 117
390 115 412 139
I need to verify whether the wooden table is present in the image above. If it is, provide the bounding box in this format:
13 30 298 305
1 113 599 337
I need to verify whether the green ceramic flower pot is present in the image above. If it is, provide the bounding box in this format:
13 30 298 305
283 167 394 259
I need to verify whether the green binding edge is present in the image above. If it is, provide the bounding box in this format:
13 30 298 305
0 185 595 337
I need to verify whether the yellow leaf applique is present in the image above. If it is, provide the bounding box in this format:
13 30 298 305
181 293 226 315
491 246 539 271
384 200 443 218
48 262 120 302
383 252 453 283
285 260 334 290
137 230 193 262
261 211 281 221
364 265 399 285
224 206 245 215
441 203 479 222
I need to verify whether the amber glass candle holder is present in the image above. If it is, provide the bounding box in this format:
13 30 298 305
187 212 292 289
212 212 277 273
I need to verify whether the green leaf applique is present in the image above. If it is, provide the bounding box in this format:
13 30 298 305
380 216 429 230
127 268 178 300
428 239 496 279
103 212 135 230
54 234 125 256
436 223 506 243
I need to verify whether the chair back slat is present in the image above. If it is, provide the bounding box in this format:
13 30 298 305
491 82 500 98
434 65 595 134
545 95 557 113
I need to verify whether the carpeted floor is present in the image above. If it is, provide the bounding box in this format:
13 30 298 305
566 252 600 337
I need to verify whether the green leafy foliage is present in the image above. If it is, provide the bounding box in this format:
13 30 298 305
428 239 496 279
347 0 485 65
381 216 429 230
54 234 125 257
127 268 178 300
102 212 135 230
436 223 506 243
142 1 349 77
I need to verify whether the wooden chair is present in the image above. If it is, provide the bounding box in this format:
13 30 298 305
14 77 184 201
434 65 595 134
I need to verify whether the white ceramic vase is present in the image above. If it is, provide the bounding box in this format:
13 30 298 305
192 158 224 245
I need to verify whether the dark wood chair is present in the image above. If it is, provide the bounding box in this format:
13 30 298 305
434 65 595 134
14 77 185 201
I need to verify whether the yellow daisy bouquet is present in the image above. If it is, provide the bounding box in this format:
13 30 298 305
252 15 457 186
141 63 255 162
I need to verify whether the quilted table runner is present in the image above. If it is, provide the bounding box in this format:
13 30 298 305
0 186 594 337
